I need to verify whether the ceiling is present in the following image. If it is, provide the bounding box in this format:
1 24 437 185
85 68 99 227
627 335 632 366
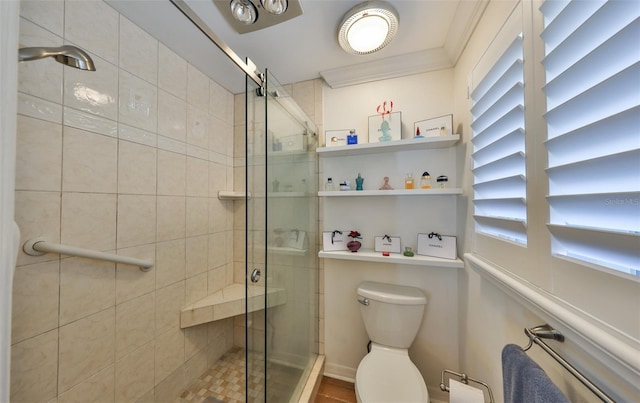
107 0 488 94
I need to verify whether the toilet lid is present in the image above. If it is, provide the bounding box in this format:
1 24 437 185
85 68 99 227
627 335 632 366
356 350 428 402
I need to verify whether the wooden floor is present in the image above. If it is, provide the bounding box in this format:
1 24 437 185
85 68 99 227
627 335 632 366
314 376 357 403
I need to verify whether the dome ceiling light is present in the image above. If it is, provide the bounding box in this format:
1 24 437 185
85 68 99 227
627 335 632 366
220 0 301 33
338 0 399 55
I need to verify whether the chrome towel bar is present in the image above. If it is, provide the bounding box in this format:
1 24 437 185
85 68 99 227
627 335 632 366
23 238 153 271
523 324 615 403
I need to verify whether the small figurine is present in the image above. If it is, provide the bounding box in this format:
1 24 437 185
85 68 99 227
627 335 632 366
379 176 394 190
355 173 364 191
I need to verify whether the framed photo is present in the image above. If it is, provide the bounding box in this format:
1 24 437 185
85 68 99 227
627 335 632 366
414 114 453 138
368 111 402 143
325 129 353 147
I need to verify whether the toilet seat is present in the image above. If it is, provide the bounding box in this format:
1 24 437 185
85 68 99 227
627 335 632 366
355 344 429 403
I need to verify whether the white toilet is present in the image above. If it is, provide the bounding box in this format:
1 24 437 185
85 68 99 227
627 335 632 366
355 281 429 403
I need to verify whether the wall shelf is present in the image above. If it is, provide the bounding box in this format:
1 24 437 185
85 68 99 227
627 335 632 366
319 188 462 197
218 191 251 200
316 135 460 157
319 249 463 268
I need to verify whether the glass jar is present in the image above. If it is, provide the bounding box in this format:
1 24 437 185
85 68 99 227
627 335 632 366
437 175 448 188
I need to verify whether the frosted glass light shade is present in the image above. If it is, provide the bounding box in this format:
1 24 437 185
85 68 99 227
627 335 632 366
338 1 399 55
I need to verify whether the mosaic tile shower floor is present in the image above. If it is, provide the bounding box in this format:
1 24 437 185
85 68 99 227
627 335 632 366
180 347 302 403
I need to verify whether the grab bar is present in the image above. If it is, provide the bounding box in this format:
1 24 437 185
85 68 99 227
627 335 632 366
524 324 615 403
23 238 153 272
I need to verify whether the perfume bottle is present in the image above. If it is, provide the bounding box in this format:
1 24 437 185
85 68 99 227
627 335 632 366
404 173 415 189
420 171 432 189
347 130 358 145
437 175 449 189
325 178 335 191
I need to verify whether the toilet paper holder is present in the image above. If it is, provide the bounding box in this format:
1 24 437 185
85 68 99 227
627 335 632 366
440 368 494 403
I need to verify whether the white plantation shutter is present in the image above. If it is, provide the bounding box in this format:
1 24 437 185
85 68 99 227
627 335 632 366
471 29 527 245
541 0 640 276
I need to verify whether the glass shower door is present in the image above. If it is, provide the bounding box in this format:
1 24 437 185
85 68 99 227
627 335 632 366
245 71 318 402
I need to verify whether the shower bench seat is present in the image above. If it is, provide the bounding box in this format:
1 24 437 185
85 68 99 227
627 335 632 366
180 283 286 329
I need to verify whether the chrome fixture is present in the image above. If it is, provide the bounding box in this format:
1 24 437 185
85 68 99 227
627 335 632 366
213 0 303 34
338 0 399 55
18 45 96 71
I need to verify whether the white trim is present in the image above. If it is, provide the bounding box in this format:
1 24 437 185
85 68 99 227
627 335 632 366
465 253 640 396
0 1 20 400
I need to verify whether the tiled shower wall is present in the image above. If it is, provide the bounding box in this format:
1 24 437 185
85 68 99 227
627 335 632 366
11 1 236 401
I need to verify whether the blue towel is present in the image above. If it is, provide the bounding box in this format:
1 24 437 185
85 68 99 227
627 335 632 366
502 344 570 403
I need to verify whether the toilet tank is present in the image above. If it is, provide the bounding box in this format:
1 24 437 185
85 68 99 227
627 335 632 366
357 281 427 348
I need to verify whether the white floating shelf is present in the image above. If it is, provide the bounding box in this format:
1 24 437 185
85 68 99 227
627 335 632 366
317 135 460 157
318 188 462 197
319 249 463 268
218 191 251 200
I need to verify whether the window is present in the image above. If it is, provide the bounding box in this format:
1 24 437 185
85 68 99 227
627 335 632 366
471 11 527 245
541 0 640 277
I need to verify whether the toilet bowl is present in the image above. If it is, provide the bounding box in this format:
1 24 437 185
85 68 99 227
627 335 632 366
355 281 429 403
355 343 429 403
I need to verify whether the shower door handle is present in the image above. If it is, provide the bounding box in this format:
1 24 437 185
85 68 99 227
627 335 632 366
250 268 261 283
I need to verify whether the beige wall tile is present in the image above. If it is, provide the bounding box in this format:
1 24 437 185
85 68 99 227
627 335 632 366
61 192 117 251
18 18 63 104
186 157 208 197
208 266 225 294
64 0 119 64
118 139 157 195
62 127 117 193
58 365 115 403
185 235 208 278
157 150 185 196
185 272 207 306
208 233 227 270
209 116 231 157
155 281 185 336
15 190 61 266
10 329 58 402
208 79 230 123
117 194 157 248
208 198 229 233
184 348 207 385
60 257 115 325
116 244 156 304
119 16 158 84
16 115 62 191
58 308 115 393
154 328 185 385
115 342 155 402
186 64 209 111
208 161 227 197
184 325 207 362
63 53 118 121
155 239 185 289
158 90 186 142
119 71 158 133
11 261 59 344
186 105 209 149
186 197 208 237
156 195 185 242
116 292 155 360
20 0 64 36
158 44 187 100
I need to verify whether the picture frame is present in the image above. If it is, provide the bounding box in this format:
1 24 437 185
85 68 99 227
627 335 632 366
414 114 453 138
325 129 353 147
368 111 402 143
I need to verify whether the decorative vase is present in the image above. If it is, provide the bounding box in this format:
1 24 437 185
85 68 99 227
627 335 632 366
347 240 361 252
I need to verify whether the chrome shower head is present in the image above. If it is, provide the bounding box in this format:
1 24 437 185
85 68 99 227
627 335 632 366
18 45 96 71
